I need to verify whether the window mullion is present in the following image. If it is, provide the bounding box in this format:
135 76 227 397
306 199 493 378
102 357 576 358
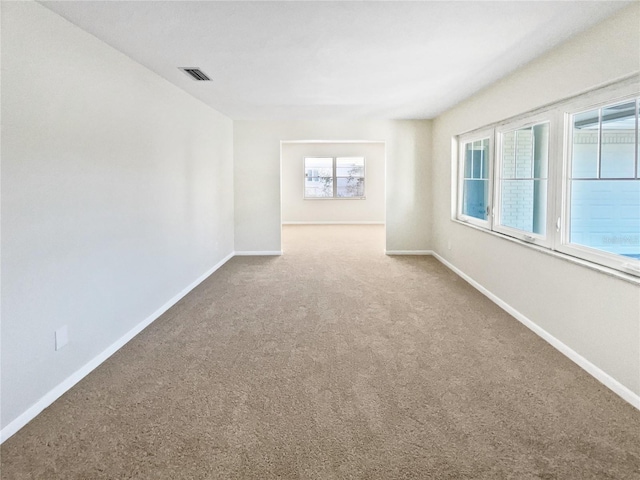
491 131 498 231
530 127 535 180
333 157 337 198
597 108 602 179
635 99 640 178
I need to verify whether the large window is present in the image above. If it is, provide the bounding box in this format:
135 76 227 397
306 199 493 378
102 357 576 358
455 79 640 277
563 98 640 271
304 157 365 199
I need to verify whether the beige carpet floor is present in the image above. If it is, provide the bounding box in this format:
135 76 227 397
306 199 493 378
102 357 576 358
2 225 639 479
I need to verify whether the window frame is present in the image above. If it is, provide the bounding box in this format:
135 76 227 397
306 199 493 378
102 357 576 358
556 91 640 275
456 128 494 229
493 111 558 248
453 77 640 278
303 156 366 200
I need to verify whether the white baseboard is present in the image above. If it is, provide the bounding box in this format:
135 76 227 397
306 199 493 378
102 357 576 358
385 250 434 255
282 221 385 225
5 248 636 445
431 252 640 410
0 251 235 444
234 251 282 256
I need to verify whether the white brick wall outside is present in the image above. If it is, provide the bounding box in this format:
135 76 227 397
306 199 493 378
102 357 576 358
501 130 538 231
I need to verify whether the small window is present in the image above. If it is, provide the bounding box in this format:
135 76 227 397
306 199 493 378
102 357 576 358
336 157 365 198
304 157 333 198
304 157 365 199
495 119 551 244
563 97 640 271
457 130 493 227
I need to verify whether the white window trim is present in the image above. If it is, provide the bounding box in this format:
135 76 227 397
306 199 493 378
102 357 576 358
493 111 558 248
456 128 494 229
556 92 640 275
453 76 640 277
303 156 367 200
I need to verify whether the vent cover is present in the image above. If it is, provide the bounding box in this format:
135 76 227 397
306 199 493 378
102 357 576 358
179 67 211 81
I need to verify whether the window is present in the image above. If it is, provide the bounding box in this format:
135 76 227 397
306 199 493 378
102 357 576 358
304 157 333 198
495 116 553 245
457 130 492 227
561 97 640 272
455 79 640 277
304 156 365 199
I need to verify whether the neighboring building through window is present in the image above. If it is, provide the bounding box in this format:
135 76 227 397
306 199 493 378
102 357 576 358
567 99 639 261
304 157 333 198
455 79 639 276
495 118 551 244
304 157 365 199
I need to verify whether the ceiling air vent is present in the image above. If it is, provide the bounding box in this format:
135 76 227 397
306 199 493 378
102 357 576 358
179 67 211 81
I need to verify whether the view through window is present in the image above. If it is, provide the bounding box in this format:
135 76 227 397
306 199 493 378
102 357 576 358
456 83 639 275
569 100 639 260
304 157 365 199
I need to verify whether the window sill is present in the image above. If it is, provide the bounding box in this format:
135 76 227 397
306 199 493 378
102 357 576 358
304 197 366 200
451 218 640 286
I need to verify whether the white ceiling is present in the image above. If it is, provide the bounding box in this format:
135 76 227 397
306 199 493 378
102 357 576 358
40 1 630 120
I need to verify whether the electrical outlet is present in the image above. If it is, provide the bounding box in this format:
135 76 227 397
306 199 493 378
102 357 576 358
55 325 68 351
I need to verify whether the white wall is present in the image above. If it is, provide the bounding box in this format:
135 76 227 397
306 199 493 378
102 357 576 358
1 2 234 432
431 4 640 396
281 142 385 224
235 120 431 252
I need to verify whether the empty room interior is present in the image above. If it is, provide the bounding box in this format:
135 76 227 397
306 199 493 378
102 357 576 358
2 1 639 478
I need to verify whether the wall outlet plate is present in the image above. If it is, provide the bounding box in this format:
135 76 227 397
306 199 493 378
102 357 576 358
55 325 69 351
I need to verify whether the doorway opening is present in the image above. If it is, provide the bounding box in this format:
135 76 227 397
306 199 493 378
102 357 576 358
279 140 387 254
